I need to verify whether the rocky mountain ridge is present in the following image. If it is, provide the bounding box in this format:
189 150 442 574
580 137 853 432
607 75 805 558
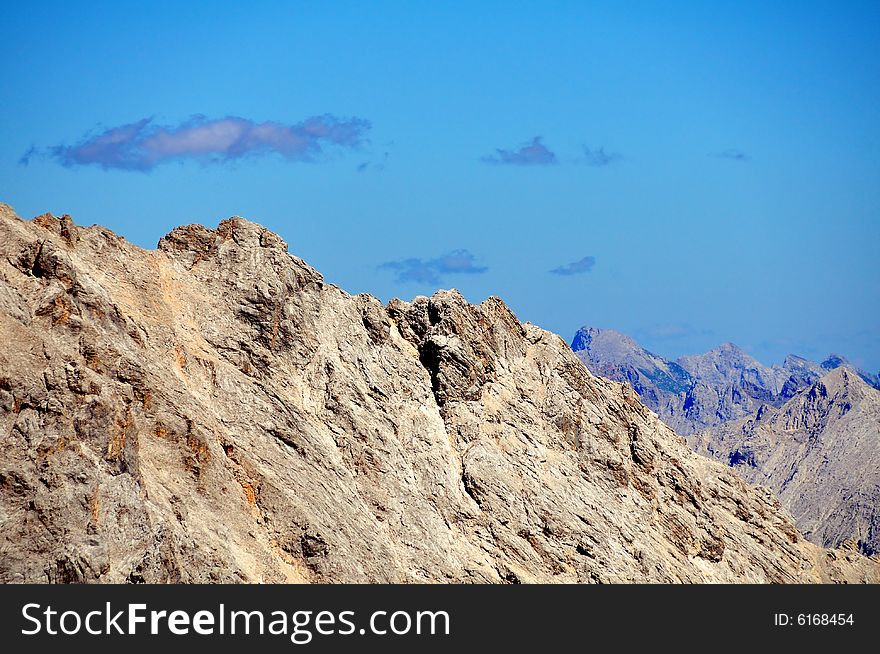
1 204 877 583
691 367 880 556
571 326 879 435
572 326 880 557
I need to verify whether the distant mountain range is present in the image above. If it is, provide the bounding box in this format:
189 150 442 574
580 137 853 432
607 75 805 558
572 326 880 555
691 367 880 555
571 326 880 435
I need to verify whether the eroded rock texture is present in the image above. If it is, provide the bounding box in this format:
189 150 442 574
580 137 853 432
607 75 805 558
1 204 877 583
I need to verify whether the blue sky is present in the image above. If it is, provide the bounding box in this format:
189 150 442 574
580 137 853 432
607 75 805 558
2 1 879 371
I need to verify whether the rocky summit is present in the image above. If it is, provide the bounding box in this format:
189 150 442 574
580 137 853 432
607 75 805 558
1 204 877 584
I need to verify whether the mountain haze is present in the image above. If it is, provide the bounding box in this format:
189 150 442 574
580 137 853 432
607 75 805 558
692 368 880 556
573 326 880 557
572 326 879 435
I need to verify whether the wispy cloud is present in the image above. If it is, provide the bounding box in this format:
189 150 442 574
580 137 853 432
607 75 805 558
482 136 556 166
23 114 371 171
549 255 596 276
379 250 488 284
18 145 38 166
713 148 750 162
357 150 389 173
582 146 620 166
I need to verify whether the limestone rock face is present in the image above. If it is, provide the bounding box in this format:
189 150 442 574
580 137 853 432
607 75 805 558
691 368 880 557
1 204 877 583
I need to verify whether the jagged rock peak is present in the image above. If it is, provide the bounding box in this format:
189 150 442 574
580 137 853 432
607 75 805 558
801 366 866 404
783 354 824 374
571 326 638 352
677 342 763 374
822 353 849 370
819 354 880 389
159 216 289 254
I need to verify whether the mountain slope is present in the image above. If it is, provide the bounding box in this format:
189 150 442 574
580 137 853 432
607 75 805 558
571 328 696 434
691 368 880 556
571 329 781 434
1 205 877 583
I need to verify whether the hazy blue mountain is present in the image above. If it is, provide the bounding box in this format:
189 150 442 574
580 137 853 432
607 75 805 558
571 326 879 434
691 368 880 556
822 354 880 389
